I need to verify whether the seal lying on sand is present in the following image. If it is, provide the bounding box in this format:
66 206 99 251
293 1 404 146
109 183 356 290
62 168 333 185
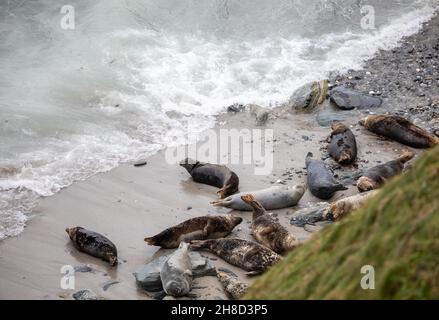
359 115 439 148
66 227 118 266
217 270 248 300
306 153 347 200
180 158 239 198
190 238 282 275
328 123 357 165
211 185 305 211
357 150 415 192
323 190 380 221
144 215 243 249
241 195 298 254
160 242 193 297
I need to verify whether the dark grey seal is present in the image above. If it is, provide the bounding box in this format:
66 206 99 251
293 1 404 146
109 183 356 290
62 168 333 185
305 152 347 200
328 122 357 165
180 158 239 198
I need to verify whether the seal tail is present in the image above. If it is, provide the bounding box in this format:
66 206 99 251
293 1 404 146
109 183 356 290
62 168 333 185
398 150 415 164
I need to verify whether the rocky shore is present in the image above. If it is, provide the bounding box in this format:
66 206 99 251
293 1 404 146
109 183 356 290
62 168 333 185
0 12 438 300
330 13 439 133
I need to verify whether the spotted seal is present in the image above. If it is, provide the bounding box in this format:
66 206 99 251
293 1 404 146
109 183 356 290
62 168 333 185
66 227 118 266
190 238 282 275
144 215 243 249
241 194 298 254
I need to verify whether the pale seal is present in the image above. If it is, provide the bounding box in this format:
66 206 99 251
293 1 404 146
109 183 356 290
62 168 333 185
144 214 243 249
328 122 357 165
180 158 239 198
66 227 118 266
211 185 305 211
306 152 347 200
241 194 298 255
190 238 282 275
160 242 193 297
357 150 415 192
359 115 439 148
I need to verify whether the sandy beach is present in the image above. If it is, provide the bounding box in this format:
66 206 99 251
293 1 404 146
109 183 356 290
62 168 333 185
1 10 438 300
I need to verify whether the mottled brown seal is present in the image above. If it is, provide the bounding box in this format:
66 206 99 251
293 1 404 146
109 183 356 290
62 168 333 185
328 123 357 165
322 190 380 221
180 158 239 198
359 115 439 148
66 227 118 266
357 150 415 192
144 215 243 249
217 270 248 300
241 194 298 255
190 238 282 275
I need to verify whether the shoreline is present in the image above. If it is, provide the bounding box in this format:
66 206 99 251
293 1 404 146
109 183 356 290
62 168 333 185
1 12 438 300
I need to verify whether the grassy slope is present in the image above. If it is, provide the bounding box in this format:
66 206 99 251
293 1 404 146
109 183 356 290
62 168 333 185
245 146 439 300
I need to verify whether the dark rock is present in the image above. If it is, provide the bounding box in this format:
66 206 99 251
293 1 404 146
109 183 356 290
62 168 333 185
329 86 383 110
134 160 147 167
290 203 329 227
74 265 93 273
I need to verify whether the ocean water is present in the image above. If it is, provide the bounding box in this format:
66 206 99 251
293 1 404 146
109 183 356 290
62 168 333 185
0 0 437 239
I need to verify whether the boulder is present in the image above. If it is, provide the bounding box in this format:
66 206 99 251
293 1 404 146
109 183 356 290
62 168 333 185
330 86 382 110
289 80 329 111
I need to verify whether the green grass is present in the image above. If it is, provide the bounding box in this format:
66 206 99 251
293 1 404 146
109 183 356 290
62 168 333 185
245 146 439 300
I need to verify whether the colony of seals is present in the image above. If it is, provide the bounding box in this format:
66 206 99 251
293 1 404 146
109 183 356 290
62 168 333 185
180 158 239 198
328 123 357 165
160 242 193 297
190 238 282 275
241 194 298 255
306 152 347 200
357 150 415 192
66 227 118 266
144 215 243 249
211 185 305 211
359 115 439 148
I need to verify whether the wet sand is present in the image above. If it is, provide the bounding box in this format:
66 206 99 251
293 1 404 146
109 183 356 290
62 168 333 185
2 13 438 300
